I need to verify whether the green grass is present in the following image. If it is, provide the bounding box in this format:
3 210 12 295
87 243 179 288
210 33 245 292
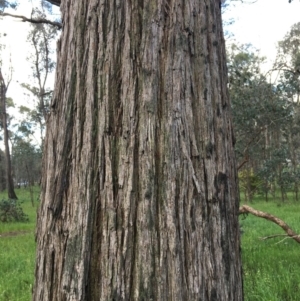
241 195 300 301
0 187 39 234
0 188 300 300
0 234 35 301
0 187 39 301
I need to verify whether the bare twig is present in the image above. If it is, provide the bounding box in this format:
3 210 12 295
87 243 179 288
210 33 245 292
259 234 288 240
275 235 299 245
1 12 62 29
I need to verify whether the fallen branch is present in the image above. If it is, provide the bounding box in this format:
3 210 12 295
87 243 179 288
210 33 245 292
1 12 62 29
239 205 300 244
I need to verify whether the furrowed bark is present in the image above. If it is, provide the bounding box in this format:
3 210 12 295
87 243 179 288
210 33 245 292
33 1 243 300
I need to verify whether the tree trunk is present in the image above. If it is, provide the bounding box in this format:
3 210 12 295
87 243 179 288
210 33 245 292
0 151 5 190
34 1 243 300
0 69 17 200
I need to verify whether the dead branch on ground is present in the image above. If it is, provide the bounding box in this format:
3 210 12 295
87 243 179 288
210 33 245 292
239 205 300 244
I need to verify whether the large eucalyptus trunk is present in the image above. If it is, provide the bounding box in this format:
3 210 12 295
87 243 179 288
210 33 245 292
33 0 243 300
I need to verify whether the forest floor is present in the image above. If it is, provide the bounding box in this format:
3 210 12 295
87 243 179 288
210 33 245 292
241 194 300 301
0 188 299 300
0 187 38 301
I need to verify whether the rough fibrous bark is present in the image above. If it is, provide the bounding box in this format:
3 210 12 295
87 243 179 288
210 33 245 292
33 1 243 300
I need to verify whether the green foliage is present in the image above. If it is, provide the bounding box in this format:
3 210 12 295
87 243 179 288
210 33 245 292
239 169 262 201
228 43 293 167
0 199 29 222
258 147 288 178
5 97 15 108
277 22 300 69
12 138 42 185
228 44 264 87
228 38 300 201
0 0 17 12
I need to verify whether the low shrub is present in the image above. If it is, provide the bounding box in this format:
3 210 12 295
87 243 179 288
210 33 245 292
0 199 29 222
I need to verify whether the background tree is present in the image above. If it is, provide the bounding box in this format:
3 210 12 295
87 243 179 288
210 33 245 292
19 5 57 148
12 136 42 206
33 0 243 300
0 0 17 12
0 67 17 199
228 44 293 202
274 22 300 201
0 148 6 191
12 138 42 185
0 1 57 201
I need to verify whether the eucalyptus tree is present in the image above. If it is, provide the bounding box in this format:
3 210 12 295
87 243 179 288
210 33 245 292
0 68 18 199
0 149 6 191
274 22 300 200
0 0 17 11
228 44 293 201
18 5 58 148
0 0 18 199
12 136 42 205
12 137 42 184
32 0 243 300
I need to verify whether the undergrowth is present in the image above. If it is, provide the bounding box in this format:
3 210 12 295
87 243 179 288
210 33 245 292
0 199 29 222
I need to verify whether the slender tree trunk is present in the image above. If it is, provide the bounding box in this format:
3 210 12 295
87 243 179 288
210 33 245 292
34 1 243 300
25 163 35 207
0 151 6 191
288 124 299 202
0 69 17 200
